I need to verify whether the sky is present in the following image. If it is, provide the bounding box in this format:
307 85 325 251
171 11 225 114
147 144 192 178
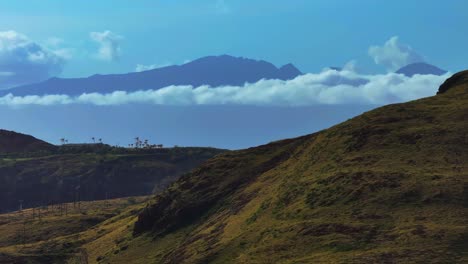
0 0 466 148
0 0 466 80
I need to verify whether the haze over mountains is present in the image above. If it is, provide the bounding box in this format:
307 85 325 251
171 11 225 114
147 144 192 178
1 55 302 96
0 55 448 99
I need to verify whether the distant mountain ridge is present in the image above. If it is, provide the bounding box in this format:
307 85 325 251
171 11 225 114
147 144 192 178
1 55 302 96
396 62 447 77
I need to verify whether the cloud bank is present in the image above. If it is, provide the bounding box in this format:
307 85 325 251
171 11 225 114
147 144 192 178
0 31 66 89
90 31 122 61
0 69 449 107
135 62 173 72
135 64 159 72
369 36 424 71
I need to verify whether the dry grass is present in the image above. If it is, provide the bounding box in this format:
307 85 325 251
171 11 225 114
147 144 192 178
0 196 149 263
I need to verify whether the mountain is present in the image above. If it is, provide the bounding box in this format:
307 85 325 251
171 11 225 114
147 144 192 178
396 62 447 77
1 55 302 96
0 141 226 213
328 66 342 71
0 129 55 153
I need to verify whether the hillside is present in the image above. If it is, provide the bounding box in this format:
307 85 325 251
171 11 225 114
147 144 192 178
0 144 225 213
0 130 55 154
118 71 467 263
1 55 302 96
0 197 149 263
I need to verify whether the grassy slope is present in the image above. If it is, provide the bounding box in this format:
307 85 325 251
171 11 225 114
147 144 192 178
0 197 148 263
101 75 468 263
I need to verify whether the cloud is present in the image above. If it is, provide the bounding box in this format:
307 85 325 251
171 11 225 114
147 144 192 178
135 64 158 72
343 60 357 72
369 36 424 71
45 37 64 47
135 63 172 72
90 30 122 61
44 37 74 60
0 30 66 89
0 93 72 106
0 72 15 77
0 69 449 107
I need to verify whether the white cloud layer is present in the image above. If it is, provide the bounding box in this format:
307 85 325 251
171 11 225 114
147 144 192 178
0 69 449 107
44 37 74 60
369 36 424 71
0 30 66 88
90 31 122 61
135 64 159 72
135 62 173 72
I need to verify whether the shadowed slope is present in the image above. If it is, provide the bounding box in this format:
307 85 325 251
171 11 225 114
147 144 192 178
437 70 468 94
0 129 55 153
0 146 225 213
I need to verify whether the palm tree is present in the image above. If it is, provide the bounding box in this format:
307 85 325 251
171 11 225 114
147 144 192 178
91 137 95 143
60 138 65 145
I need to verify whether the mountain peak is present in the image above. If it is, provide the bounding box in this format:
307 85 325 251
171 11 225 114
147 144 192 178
185 54 277 69
279 63 302 79
437 70 468 94
396 62 447 77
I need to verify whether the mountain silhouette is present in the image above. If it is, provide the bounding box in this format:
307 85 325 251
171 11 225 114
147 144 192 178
396 62 447 77
1 55 302 96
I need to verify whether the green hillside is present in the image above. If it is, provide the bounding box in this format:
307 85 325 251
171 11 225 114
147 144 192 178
123 71 467 263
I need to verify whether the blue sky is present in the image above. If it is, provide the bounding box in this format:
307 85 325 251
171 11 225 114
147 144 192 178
0 0 466 148
0 0 466 78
